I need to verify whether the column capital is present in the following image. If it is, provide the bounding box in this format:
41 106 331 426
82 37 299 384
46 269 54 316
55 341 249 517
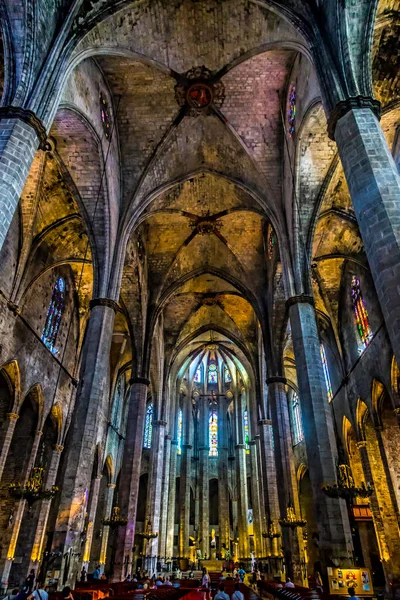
356 440 368 449
107 483 116 489
152 420 167 427
89 297 120 312
394 407 400 416
171 440 179 446
7 412 19 421
198 445 210 451
258 419 272 426
327 95 381 141
248 440 256 446
266 376 287 385
182 443 192 449
129 376 150 386
35 430 43 436
165 434 173 441
285 294 315 310
235 443 245 449
54 444 64 453
0 106 50 150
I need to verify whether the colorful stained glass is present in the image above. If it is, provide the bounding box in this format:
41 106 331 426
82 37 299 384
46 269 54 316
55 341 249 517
224 367 232 383
268 230 275 259
288 85 296 137
291 394 303 445
351 275 372 349
100 92 111 138
320 344 333 402
209 410 218 456
244 409 250 454
194 365 202 383
177 409 183 455
208 363 218 384
143 403 153 449
41 277 65 355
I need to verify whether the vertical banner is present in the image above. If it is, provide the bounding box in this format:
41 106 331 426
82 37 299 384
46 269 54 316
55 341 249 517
247 508 254 535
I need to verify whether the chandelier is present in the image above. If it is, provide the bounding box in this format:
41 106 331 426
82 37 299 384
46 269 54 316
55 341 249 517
137 520 158 542
262 519 281 539
9 466 58 507
322 463 374 499
279 502 306 529
101 506 128 529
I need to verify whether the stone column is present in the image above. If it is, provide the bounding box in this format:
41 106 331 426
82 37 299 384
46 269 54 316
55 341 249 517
52 299 117 588
29 445 64 571
218 397 230 554
331 103 400 364
235 444 249 558
288 296 354 569
198 396 209 558
146 420 167 563
267 379 305 584
113 377 149 580
81 475 102 569
179 443 192 558
248 440 263 557
0 109 48 252
159 435 172 559
166 441 178 558
1 429 43 584
357 441 400 580
258 420 280 557
235 392 249 558
0 413 19 483
99 483 116 570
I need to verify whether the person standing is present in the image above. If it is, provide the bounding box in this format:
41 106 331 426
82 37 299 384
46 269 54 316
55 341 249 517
93 566 100 580
202 568 210 588
25 570 36 594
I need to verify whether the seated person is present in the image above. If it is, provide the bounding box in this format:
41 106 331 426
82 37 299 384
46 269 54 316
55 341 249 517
285 578 295 588
214 584 230 600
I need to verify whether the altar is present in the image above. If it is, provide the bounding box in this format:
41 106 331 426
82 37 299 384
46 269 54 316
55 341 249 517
200 559 224 571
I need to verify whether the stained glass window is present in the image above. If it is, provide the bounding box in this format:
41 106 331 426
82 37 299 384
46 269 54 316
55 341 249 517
143 403 153 449
268 230 275 259
111 375 124 430
288 85 296 137
194 365 202 383
209 410 218 456
208 363 218 384
351 275 372 349
243 410 250 454
41 277 65 355
291 394 303 445
320 344 333 402
177 409 183 455
100 92 111 139
224 367 232 383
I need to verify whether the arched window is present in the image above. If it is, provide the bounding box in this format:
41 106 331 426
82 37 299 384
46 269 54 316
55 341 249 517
209 410 218 456
177 409 183 455
268 229 275 259
291 394 304 445
320 344 333 402
224 367 232 383
351 275 372 349
194 365 202 383
288 85 296 137
143 403 153 449
208 363 218 384
111 375 125 430
42 277 65 355
243 410 250 454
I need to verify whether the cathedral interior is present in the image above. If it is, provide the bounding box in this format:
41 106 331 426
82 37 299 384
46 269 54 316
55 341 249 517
0 0 399 594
